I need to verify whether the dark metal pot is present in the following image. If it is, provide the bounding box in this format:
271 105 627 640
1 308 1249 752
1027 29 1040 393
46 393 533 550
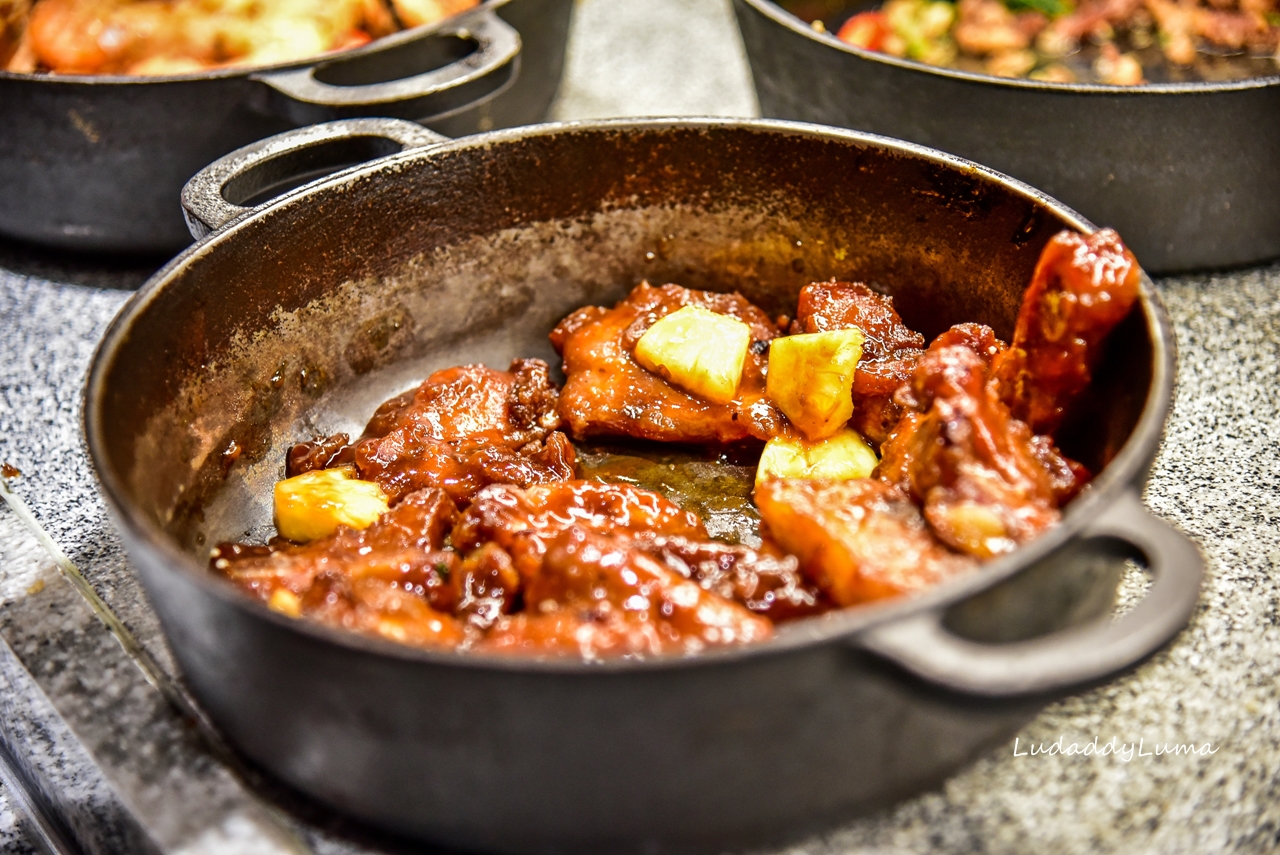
732 0 1280 274
84 117 1202 854
0 0 572 254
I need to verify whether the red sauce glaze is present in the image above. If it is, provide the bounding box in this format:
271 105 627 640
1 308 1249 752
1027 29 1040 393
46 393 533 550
791 281 927 445
993 229 1141 435
452 480 707 580
552 282 787 445
211 488 466 648
877 342 1060 558
479 526 773 659
756 479 974 607
211 228 1139 659
288 359 575 506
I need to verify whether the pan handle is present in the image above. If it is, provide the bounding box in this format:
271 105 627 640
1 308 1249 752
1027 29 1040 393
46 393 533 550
181 118 446 240
251 8 520 125
856 490 1203 697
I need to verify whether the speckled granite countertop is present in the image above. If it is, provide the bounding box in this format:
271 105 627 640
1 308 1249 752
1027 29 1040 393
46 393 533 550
1 0 1279 853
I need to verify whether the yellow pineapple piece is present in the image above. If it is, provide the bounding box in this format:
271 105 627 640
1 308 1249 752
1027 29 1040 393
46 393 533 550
766 328 864 440
754 429 879 489
273 465 389 542
633 305 752 405
268 589 303 618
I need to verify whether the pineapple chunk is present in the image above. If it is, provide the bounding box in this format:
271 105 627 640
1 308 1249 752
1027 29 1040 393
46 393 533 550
268 589 303 618
273 466 389 542
766 328 864 440
755 429 879 489
633 305 752 405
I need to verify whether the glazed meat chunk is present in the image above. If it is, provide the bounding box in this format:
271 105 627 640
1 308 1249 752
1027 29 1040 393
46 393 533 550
454 481 825 620
551 282 786 445
211 488 466 648
877 342 1061 558
287 360 575 506
993 228 1141 435
755 479 974 607
636 536 828 621
791 281 927 444
453 480 707 579
479 527 772 659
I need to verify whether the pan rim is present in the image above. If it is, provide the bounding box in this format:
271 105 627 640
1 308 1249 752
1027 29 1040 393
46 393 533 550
83 116 1177 677
740 0 1280 93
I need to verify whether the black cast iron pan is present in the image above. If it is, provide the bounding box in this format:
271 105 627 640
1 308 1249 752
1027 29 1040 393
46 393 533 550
732 0 1280 274
85 116 1203 854
0 0 572 254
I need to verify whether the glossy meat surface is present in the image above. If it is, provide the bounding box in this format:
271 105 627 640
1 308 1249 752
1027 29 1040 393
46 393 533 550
552 283 785 445
993 228 1141 435
455 481 824 620
289 361 575 506
479 527 773 659
637 536 828 621
756 479 974 606
453 480 706 580
877 342 1061 558
212 488 465 648
791 281 926 444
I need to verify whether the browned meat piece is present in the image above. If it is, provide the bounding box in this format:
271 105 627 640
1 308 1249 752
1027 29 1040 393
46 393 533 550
791 280 927 445
356 428 575 507
755 479 975 607
454 481 824 620
551 282 786 445
286 360 575 505
877 342 1061 558
1030 435 1091 505
210 488 466 648
287 432 354 477
453 481 707 580
993 229 1141 436
478 527 772 659
636 536 829 621
792 280 926 354
452 542 521 631
360 362 561 446
930 322 1008 367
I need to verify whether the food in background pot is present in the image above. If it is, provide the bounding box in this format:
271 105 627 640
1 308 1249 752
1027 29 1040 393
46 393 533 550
212 228 1141 659
783 0 1280 83
3 0 478 75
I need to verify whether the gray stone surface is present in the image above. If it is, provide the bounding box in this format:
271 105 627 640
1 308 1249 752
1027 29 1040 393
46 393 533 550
0 0 1278 852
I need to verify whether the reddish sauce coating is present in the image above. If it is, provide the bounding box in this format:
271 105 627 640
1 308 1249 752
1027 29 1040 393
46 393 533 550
791 281 927 445
479 527 772 659
993 229 1141 435
288 360 575 506
453 481 707 580
211 489 466 647
756 479 974 606
552 282 786 445
877 341 1061 558
213 228 1139 659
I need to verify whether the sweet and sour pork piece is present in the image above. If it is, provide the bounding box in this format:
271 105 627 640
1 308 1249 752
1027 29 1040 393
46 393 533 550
551 282 787 445
454 481 826 621
287 359 575 507
877 340 1062 559
790 281 926 445
755 479 975 607
479 526 773 659
211 488 467 648
992 228 1141 436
